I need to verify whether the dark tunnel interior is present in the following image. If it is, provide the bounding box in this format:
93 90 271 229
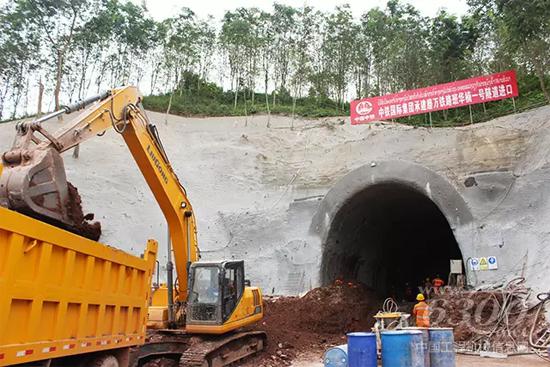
321 182 464 299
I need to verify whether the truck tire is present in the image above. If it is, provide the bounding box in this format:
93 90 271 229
90 355 119 367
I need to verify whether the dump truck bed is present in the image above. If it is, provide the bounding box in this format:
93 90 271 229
0 207 157 366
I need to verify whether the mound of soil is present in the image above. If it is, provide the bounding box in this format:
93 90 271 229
244 283 380 366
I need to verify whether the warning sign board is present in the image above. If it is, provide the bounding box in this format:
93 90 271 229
469 256 498 271
469 258 480 271
479 257 489 270
488 256 498 270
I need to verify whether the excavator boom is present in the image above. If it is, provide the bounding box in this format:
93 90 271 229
0 87 198 299
0 87 265 366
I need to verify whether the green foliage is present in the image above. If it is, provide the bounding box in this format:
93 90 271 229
142 73 345 118
0 0 549 123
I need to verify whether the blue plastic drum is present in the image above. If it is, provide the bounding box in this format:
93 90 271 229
347 332 377 367
381 330 424 367
429 327 456 367
323 345 348 367
405 327 431 367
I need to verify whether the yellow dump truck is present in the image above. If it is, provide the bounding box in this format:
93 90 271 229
0 207 157 366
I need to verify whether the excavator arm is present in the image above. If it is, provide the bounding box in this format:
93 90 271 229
0 86 198 301
1 86 266 366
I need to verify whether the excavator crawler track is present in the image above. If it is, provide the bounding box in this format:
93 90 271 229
179 331 266 367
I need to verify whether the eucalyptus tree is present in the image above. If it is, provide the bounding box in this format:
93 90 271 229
322 5 355 107
468 0 550 102
289 6 318 115
162 8 200 115
361 8 390 95
257 10 274 120
219 8 261 109
270 4 297 104
428 10 478 84
109 1 157 86
195 16 216 89
13 0 96 111
0 2 40 119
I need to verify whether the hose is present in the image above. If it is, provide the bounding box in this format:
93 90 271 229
529 292 550 349
382 298 398 313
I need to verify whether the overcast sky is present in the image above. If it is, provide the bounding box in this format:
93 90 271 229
137 0 469 20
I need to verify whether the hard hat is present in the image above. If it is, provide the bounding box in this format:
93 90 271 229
416 293 425 301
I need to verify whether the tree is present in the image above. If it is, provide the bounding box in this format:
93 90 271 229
322 5 355 107
468 0 550 102
220 8 261 110
271 4 297 104
15 0 94 111
0 1 40 119
429 10 478 84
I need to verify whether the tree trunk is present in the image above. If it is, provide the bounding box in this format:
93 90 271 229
0 78 10 121
37 78 44 117
243 89 248 127
265 70 270 128
291 96 296 130
233 75 239 111
165 88 175 124
535 64 550 103
54 50 64 116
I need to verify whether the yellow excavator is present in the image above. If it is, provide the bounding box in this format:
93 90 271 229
0 86 265 366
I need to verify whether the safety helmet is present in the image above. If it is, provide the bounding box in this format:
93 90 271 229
416 293 425 301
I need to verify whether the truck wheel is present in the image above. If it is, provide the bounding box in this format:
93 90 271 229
90 355 119 367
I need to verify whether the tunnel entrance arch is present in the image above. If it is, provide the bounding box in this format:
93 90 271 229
312 160 473 298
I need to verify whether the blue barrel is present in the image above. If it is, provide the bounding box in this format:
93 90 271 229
429 328 456 367
347 332 377 367
405 327 430 367
323 345 348 367
381 330 424 367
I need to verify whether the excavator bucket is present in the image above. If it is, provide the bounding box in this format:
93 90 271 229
1 147 71 224
0 123 101 240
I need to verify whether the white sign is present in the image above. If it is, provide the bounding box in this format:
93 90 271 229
469 258 480 271
450 260 463 274
469 256 498 271
488 256 498 270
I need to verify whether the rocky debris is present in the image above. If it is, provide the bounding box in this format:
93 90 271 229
430 280 548 354
243 282 380 366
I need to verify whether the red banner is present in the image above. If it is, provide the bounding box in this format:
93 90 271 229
350 70 519 124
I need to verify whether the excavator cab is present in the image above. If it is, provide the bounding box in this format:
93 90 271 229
186 261 263 334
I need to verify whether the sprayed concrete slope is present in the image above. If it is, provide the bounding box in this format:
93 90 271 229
1 107 549 297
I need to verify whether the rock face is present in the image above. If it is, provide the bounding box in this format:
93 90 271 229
1 107 549 298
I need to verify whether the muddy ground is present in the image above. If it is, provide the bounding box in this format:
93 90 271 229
243 283 380 366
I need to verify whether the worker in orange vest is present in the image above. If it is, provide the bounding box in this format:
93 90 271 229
412 293 430 327
432 275 445 295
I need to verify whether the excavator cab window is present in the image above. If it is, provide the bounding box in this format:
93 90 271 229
188 265 221 323
190 266 220 304
187 261 245 324
221 261 244 321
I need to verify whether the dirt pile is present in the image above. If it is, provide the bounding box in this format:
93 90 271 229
66 182 102 241
245 283 380 366
429 281 548 354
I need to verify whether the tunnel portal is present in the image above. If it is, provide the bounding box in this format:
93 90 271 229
320 181 464 299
